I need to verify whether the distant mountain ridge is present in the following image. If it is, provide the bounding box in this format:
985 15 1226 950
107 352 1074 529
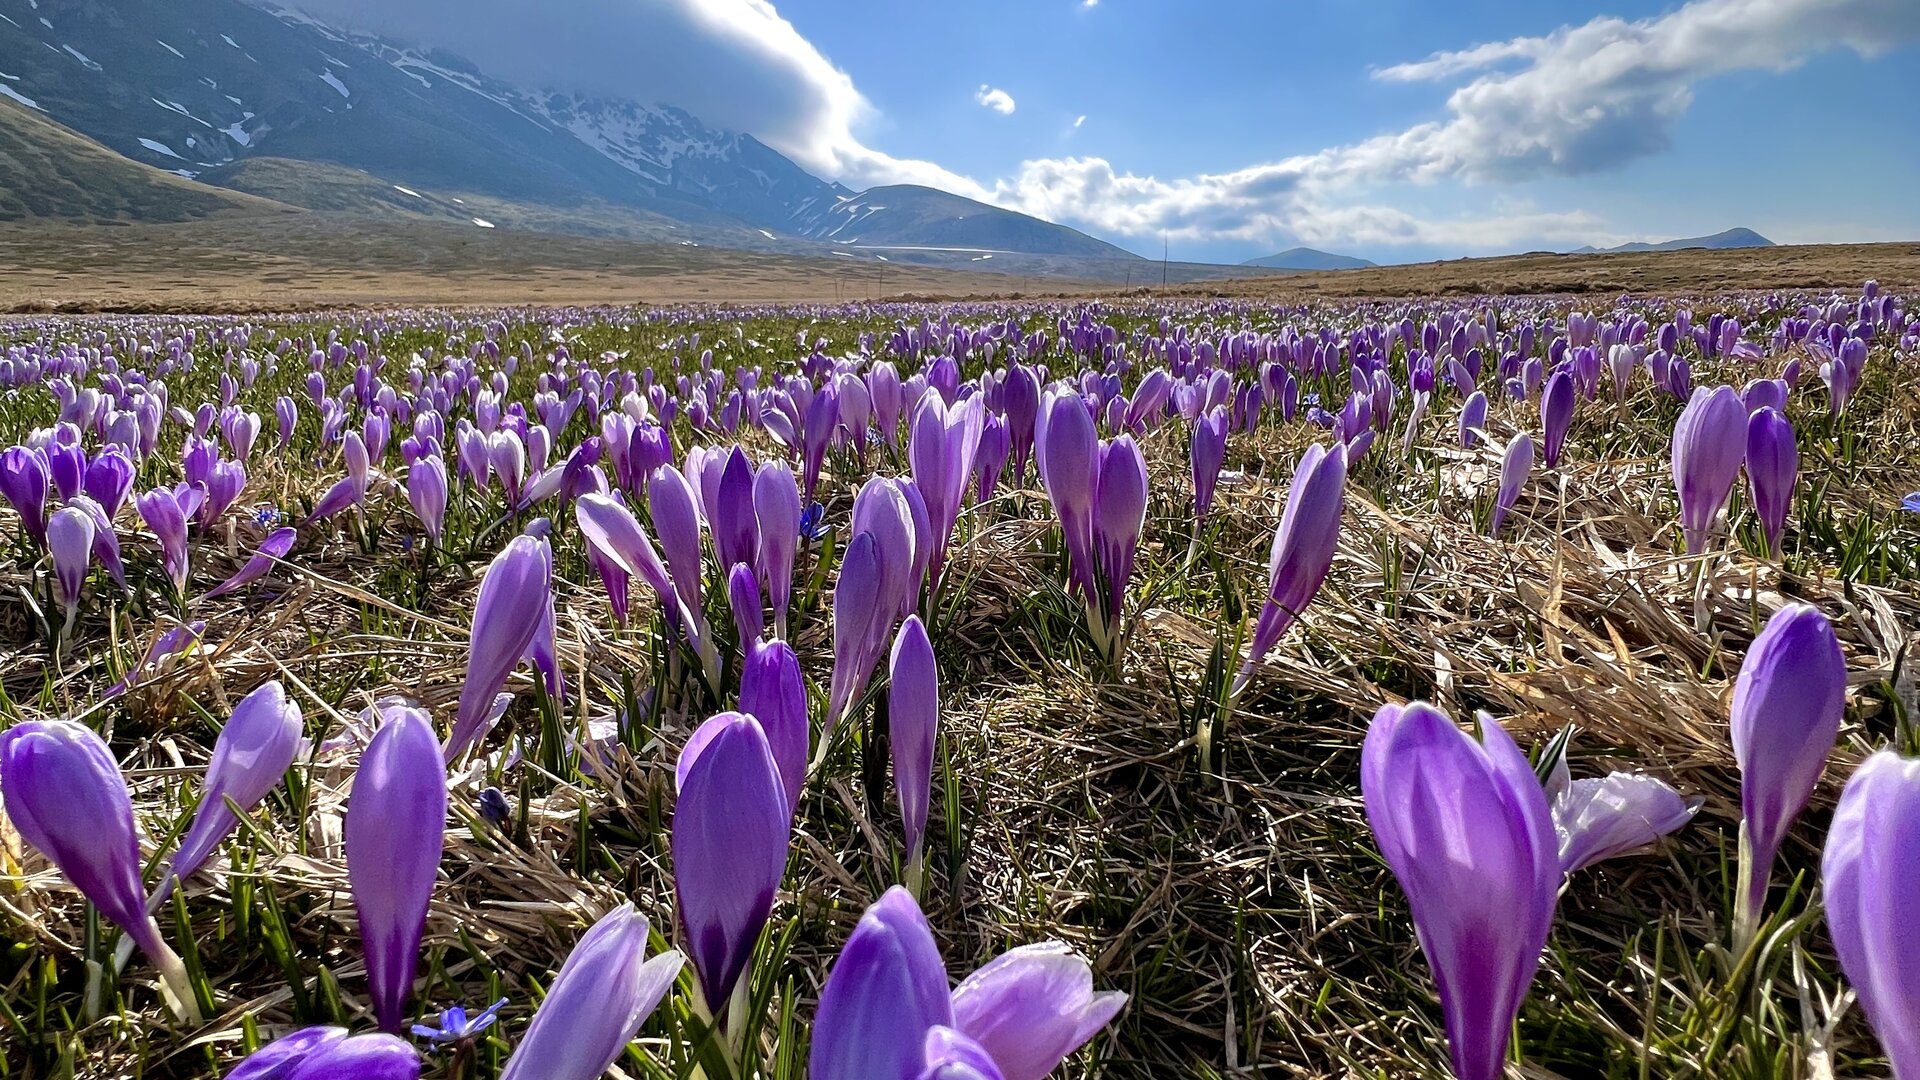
1241 247 1375 270
1573 228 1774 254
0 0 1137 264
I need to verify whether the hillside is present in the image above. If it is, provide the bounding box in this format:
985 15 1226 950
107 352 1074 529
1241 247 1375 270
1575 228 1775 254
797 185 1140 259
0 97 287 222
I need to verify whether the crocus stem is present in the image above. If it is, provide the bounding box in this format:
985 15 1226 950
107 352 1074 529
904 850 925 899
141 923 204 1025
722 971 753 1074
1732 823 1763 956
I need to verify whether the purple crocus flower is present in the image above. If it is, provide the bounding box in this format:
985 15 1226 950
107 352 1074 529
0 720 200 1021
1671 385 1749 555
752 461 801 639
1458 391 1489 449
206 527 299 599
889 615 938 891
47 504 94 629
908 392 986 586
1490 433 1534 538
1541 369 1574 468
672 712 789 1021
647 465 707 628
576 492 719 684
444 533 552 760
1189 406 1229 523
154 680 303 909
46 440 86 503
346 705 448 1033
825 532 884 761
1743 407 1795 559
1090 436 1148 662
2 445 51 546
406 456 448 544
1036 390 1099 602
225 1026 420 1080
974 413 1011 503
739 640 809 814
85 447 137 518
498 905 683 1080
1822 751 1920 1076
1545 757 1696 875
137 487 191 594
1361 703 1559 1080
712 446 760 574
1229 443 1347 708
728 561 764 657
810 887 1125 1080
1731 604 1845 943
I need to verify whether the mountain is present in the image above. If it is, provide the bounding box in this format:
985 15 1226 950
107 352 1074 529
1240 247 1374 270
0 0 1126 261
1574 228 1775 254
0 96 288 222
797 185 1138 259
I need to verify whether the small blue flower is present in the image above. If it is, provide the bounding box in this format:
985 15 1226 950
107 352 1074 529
799 501 830 542
476 786 510 828
253 505 282 527
1902 492 1920 515
1306 406 1335 429
412 997 507 1046
400 533 416 553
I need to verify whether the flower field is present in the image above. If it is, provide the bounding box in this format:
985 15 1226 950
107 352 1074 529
0 290 1917 1079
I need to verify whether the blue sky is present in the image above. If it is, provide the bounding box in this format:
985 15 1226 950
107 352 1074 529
288 0 1920 265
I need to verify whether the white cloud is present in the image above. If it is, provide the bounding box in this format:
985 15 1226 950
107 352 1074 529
274 0 985 194
975 84 1016 115
1081 0 1098 7
1073 114 1086 128
988 0 1920 247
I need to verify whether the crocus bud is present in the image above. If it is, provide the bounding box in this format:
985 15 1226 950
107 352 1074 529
1190 406 1229 522
1671 385 1748 555
1743 407 1795 559
826 532 884 741
1092 436 1148 659
1458 391 1488 449
225 1026 420 1080
206 527 299 599
137 488 191 593
672 712 789 1018
346 705 447 1033
1731 604 1845 942
498 905 683 1080
0 720 199 1020
406 456 448 544
908 393 985 584
85 447 137 518
1036 391 1098 599
889 616 938 889
647 465 706 624
728 561 764 657
739 640 809 814
445 533 551 760
1541 369 1574 468
752 461 801 639
0 445 50 546
47 504 95 625
160 681 304 903
1822 751 1920 1076
1490 434 1533 538
1361 704 1559 1080
1231 443 1346 702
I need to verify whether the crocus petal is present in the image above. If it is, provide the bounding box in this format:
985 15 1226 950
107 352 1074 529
167 680 304 886
949 942 1128 1080
500 905 684 1080
672 712 789 1013
1822 751 1920 1075
889 616 939 866
1552 772 1697 874
206 527 298 598
346 706 448 1032
446 534 551 760
811 886 956 1080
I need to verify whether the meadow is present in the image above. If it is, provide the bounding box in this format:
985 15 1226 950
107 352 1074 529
0 289 1916 1079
